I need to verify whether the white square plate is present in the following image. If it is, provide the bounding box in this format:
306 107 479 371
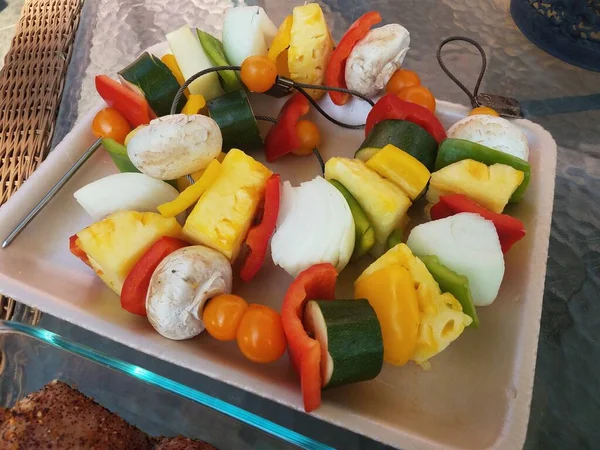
0 73 556 448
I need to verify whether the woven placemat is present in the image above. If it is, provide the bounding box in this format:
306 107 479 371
0 0 84 321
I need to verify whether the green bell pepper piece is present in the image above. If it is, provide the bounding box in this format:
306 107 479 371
434 138 530 203
386 228 404 250
329 179 375 261
197 30 242 93
101 138 139 173
102 138 178 189
419 255 479 328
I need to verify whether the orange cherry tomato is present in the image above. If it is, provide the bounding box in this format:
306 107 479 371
386 69 421 95
236 304 286 363
240 56 278 93
469 106 500 117
203 294 248 341
91 107 132 144
293 120 321 156
397 85 436 113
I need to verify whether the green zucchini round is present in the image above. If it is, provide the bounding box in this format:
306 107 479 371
356 119 439 171
207 90 263 152
118 52 184 117
304 299 383 390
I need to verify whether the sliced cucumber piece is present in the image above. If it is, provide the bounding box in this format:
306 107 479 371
304 299 383 389
197 29 242 93
328 179 375 260
118 52 184 116
207 90 263 152
356 119 439 171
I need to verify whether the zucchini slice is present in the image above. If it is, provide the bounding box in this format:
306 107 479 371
118 52 184 117
207 90 263 152
304 299 383 389
356 119 439 171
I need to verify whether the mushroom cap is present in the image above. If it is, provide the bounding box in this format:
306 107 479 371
127 114 222 180
146 245 232 340
345 24 410 98
447 115 529 161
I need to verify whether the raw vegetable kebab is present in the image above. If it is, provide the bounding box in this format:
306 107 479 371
66 4 530 413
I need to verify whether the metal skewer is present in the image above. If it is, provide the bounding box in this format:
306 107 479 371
2 138 103 248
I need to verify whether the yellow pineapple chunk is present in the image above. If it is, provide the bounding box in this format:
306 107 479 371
288 3 334 99
427 159 524 213
325 157 411 256
357 243 472 368
183 149 272 261
365 144 431 200
76 211 182 294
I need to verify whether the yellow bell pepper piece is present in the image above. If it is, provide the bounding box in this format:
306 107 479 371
365 144 431 201
176 152 226 192
161 53 189 98
268 15 293 77
181 94 206 115
355 264 420 366
158 159 221 218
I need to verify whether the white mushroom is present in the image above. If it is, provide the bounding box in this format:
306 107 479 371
146 246 232 340
345 24 410 98
127 114 222 180
447 115 530 161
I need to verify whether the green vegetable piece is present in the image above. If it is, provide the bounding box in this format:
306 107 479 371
329 179 376 261
435 138 531 203
207 90 263 152
197 29 242 93
304 299 383 389
356 119 439 171
118 52 184 116
419 255 479 328
387 228 404 250
101 138 140 173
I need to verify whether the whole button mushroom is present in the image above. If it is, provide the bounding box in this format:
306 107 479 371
127 114 223 180
447 115 530 161
345 24 411 98
146 246 232 340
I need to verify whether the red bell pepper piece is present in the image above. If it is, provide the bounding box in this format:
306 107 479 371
95 75 152 128
430 194 526 253
264 93 310 162
365 94 447 143
69 234 91 268
281 263 338 412
240 174 281 282
325 11 382 106
120 236 189 316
